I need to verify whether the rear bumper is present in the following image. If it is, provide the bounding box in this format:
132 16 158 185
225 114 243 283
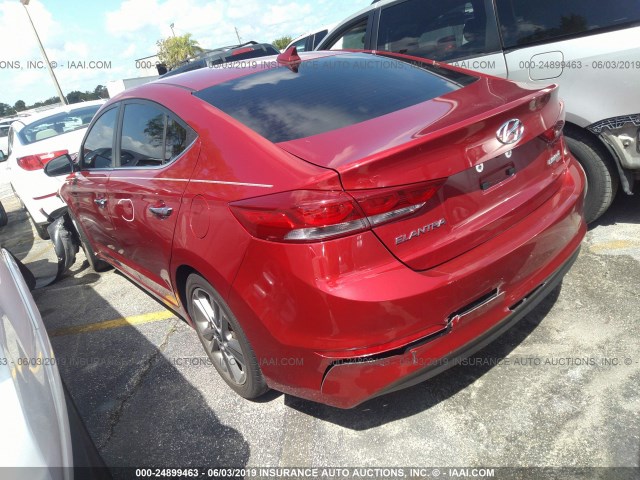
229 159 586 408
322 247 578 407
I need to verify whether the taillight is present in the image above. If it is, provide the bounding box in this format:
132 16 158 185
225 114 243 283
540 121 565 144
229 180 444 243
350 181 444 226
17 150 68 171
232 47 253 56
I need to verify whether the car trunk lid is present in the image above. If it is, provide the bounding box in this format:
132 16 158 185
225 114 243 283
278 79 568 270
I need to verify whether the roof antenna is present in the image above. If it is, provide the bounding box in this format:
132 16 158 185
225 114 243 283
276 46 302 72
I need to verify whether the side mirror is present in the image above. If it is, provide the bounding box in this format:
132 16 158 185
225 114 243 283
44 153 76 177
0 151 6 162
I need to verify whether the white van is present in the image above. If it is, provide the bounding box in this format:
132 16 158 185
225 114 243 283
317 0 640 222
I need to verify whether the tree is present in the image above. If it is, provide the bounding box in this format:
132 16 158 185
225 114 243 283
157 33 203 70
272 35 293 51
94 85 108 98
66 91 84 104
0 103 10 117
14 100 26 112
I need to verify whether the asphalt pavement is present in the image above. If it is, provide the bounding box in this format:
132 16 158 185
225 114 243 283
0 184 638 475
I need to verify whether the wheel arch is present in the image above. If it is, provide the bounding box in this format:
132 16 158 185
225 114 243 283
564 121 632 195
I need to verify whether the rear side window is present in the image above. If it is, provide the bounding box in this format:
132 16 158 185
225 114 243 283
311 29 329 49
18 105 101 145
376 0 500 62
496 0 640 48
0 127 8 138
328 19 368 50
118 102 196 168
290 37 308 52
195 53 474 143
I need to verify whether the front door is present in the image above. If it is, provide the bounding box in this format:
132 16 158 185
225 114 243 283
69 106 119 257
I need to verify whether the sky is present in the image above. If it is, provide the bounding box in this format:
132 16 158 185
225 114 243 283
0 0 371 107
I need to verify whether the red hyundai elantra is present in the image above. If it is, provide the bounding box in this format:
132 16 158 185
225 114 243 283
47 49 586 408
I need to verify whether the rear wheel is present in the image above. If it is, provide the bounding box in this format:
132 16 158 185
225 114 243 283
565 129 619 223
186 273 268 399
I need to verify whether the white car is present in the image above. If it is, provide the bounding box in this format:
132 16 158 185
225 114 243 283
0 125 9 158
5 100 105 239
286 23 336 52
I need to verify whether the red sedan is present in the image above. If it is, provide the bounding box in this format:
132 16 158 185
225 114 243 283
47 49 586 408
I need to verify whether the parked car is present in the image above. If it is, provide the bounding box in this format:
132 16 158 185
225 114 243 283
5 100 105 239
158 41 280 78
45 49 585 408
0 125 9 157
0 247 109 477
0 148 8 181
317 0 640 223
285 24 336 52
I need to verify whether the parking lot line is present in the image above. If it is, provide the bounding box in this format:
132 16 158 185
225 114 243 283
589 239 638 253
49 310 175 337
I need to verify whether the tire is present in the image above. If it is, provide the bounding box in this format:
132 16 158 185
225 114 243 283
565 129 619 223
29 213 50 240
0 202 7 227
69 214 111 272
186 273 268 399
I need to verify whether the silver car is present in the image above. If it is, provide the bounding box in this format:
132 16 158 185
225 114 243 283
0 248 72 477
0 248 108 478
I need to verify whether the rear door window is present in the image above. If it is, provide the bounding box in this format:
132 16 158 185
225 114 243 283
328 19 369 50
496 0 640 48
118 102 196 168
311 29 329 49
376 0 501 61
290 37 308 52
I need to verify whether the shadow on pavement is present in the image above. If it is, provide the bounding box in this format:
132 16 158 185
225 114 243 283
590 189 640 229
0 195 35 261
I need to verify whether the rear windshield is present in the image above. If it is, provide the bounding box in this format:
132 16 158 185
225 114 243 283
194 53 475 143
18 105 101 145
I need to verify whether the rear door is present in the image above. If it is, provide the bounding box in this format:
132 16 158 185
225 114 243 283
495 0 640 121
106 100 198 305
69 105 119 256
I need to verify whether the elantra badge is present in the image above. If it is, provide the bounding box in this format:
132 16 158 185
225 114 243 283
497 119 524 145
395 219 447 245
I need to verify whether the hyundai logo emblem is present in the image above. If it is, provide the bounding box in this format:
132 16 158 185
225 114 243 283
497 119 524 145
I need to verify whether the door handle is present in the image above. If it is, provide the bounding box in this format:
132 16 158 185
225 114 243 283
148 206 173 218
94 198 107 208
